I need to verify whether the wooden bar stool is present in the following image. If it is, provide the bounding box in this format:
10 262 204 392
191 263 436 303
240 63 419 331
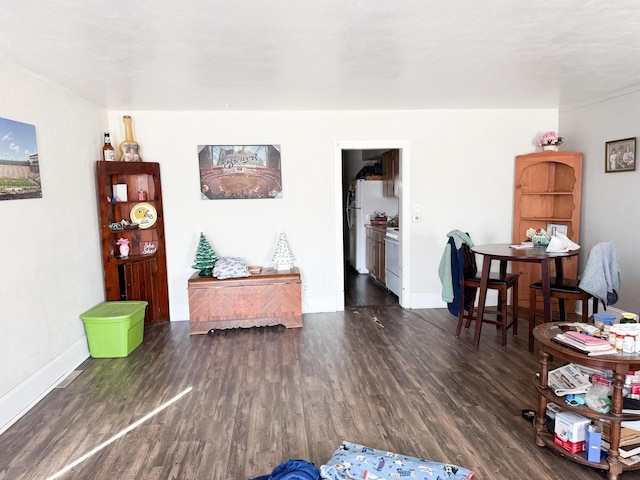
456 243 519 346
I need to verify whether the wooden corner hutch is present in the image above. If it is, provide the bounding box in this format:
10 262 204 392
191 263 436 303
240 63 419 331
95 161 169 327
512 150 583 307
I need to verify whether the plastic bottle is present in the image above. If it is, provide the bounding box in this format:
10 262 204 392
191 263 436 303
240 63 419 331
609 325 617 347
603 319 613 337
616 326 626 351
621 313 638 323
624 331 636 353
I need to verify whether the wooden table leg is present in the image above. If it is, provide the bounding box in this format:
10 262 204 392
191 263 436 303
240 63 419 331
473 255 492 348
554 257 566 321
607 371 625 479
540 259 552 323
535 349 549 446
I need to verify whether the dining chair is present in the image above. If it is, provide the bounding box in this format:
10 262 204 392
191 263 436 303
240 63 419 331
528 242 618 352
528 278 598 352
455 243 519 346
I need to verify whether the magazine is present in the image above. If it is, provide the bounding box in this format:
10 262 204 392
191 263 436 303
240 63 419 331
552 334 617 356
563 331 610 346
547 363 592 396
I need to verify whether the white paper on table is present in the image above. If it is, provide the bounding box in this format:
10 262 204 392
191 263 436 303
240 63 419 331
510 243 534 250
546 233 580 253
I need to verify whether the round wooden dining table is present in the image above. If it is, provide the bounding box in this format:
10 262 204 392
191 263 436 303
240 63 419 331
470 243 580 348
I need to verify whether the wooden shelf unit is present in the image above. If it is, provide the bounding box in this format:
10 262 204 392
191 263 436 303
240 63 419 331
533 323 640 479
95 161 169 327
512 150 583 308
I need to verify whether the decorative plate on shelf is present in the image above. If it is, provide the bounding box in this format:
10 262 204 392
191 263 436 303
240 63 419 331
130 202 157 229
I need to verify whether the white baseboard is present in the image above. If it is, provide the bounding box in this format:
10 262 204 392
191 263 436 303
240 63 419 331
303 295 339 313
576 303 630 319
170 303 190 322
409 292 446 309
0 337 89 435
409 291 499 310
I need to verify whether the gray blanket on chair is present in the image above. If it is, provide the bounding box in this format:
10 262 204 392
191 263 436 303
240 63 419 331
578 242 620 307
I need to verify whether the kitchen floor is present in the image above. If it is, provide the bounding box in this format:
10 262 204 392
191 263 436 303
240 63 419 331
344 263 398 307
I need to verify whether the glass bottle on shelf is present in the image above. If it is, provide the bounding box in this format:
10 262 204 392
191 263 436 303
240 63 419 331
102 132 116 161
119 115 141 162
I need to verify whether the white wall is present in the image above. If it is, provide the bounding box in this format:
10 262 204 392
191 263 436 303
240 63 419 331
0 102 556 434
107 109 557 317
0 63 106 433
561 93 640 314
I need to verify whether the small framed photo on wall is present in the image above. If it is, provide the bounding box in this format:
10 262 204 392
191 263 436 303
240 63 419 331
605 137 636 173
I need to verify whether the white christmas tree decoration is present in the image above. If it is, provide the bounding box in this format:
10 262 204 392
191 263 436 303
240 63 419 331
272 232 295 271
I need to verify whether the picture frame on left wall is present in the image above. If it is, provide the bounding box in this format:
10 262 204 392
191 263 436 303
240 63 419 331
605 137 636 173
0 117 41 200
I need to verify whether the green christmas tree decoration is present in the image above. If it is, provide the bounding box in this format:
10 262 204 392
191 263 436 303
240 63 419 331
192 232 218 276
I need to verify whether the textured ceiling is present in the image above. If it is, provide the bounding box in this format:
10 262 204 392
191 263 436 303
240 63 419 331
1 0 640 111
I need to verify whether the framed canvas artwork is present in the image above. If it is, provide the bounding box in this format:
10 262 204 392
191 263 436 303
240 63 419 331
0 117 41 200
197 145 282 199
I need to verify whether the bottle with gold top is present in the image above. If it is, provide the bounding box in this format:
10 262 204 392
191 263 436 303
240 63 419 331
119 115 141 162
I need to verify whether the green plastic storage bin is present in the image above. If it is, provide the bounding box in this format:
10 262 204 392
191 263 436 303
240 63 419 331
80 301 148 358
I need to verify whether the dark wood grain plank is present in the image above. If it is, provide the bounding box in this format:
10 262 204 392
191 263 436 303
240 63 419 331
0 307 608 480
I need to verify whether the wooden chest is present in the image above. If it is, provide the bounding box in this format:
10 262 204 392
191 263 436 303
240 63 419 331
187 267 302 334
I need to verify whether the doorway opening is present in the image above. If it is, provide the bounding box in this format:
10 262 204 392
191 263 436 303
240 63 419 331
333 141 411 311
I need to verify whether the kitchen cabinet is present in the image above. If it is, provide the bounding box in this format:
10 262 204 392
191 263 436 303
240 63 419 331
366 225 386 283
382 149 399 197
512 150 583 309
95 161 169 327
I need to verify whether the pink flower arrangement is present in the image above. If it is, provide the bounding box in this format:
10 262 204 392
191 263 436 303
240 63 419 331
116 238 130 246
536 131 563 147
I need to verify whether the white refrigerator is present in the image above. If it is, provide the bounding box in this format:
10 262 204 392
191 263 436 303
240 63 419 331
346 179 398 274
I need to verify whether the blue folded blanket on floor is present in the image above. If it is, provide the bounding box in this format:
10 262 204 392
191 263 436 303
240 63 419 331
250 458 320 480
321 441 475 480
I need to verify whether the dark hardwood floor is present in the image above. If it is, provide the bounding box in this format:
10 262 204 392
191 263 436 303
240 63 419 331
344 263 397 307
0 302 609 479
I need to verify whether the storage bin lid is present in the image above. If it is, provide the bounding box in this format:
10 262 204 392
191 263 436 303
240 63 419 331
593 313 616 322
80 301 148 322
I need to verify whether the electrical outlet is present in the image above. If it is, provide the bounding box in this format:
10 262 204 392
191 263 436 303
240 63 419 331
412 214 421 222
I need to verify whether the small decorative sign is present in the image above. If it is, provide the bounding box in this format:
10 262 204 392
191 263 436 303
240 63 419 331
142 241 158 255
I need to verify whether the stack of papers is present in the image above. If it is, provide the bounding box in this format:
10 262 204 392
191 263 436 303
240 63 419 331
510 242 533 250
548 363 592 396
552 331 617 356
